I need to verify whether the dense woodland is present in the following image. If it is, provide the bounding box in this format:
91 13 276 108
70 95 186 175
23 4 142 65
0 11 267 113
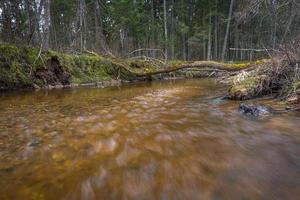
0 0 299 61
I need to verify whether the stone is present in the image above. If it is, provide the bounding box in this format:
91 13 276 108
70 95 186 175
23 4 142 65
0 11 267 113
239 103 274 117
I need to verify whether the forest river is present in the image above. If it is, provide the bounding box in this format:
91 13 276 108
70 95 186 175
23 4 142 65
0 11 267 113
0 79 300 200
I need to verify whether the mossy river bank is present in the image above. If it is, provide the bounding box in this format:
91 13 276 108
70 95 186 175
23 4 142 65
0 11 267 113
0 79 300 199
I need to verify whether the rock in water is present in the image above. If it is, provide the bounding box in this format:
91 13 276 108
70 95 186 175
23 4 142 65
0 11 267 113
239 103 274 117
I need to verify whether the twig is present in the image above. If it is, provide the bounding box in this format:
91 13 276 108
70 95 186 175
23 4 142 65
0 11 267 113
83 49 100 56
209 71 216 77
129 48 164 55
128 48 166 60
263 45 273 59
129 56 166 66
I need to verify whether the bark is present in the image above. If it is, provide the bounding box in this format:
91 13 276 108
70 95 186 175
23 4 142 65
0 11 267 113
214 15 218 60
207 9 212 60
79 0 87 52
94 0 113 56
24 0 33 44
1 1 13 43
281 3 296 44
170 0 175 60
33 0 43 46
163 0 168 60
221 0 234 61
43 0 51 51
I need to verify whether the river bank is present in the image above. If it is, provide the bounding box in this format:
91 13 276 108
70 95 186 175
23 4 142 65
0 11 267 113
0 44 252 90
1 43 299 105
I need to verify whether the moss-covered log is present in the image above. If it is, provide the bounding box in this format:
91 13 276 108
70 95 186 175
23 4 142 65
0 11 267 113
106 59 266 80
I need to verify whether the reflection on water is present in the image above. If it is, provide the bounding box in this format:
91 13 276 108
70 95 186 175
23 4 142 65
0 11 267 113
0 79 299 200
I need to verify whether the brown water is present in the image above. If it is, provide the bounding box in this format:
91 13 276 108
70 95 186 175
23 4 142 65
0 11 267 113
0 79 300 200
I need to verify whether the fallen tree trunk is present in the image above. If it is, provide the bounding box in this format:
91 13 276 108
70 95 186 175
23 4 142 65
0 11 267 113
107 60 268 80
135 61 240 77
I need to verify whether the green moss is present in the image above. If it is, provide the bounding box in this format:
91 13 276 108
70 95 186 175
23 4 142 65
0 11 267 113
169 60 188 68
124 59 160 74
65 54 111 83
0 44 33 89
0 44 117 89
282 80 300 98
20 46 41 67
231 77 256 91
228 74 273 100
0 44 20 59
129 60 147 68
185 71 195 78
229 59 269 70
231 63 249 69
292 81 300 90
228 77 258 100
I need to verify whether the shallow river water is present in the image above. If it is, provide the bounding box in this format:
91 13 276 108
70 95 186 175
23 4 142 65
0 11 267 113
0 79 300 200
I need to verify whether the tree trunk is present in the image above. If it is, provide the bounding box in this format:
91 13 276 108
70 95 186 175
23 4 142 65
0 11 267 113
163 0 168 60
170 0 175 60
79 0 86 52
43 0 51 51
281 3 295 44
221 0 234 61
94 0 111 55
207 9 212 60
24 0 32 44
182 34 186 60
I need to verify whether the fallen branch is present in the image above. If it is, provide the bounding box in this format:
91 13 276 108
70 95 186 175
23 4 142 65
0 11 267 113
229 48 280 52
134 61 250 77
128 48 166 60
83 49 100 56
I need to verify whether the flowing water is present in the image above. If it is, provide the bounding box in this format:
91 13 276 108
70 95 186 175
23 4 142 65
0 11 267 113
0 79 300 200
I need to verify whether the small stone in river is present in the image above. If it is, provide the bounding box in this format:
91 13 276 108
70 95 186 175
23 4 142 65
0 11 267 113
239 103 274 117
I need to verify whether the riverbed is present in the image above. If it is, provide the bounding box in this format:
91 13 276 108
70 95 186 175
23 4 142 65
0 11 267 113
0 79 299 200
